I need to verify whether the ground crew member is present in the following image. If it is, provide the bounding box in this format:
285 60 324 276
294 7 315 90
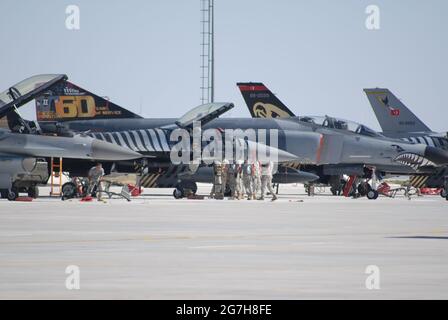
251 160 261 200
222 159 229 197
260 161 278 201
242 160 253 200
235 160 244 200
87 163 105 200
210 161 224 199
239 162 246 197
227 162 237 199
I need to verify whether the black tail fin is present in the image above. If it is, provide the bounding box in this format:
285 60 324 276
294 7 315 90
35 81 142 122
237 82 296 118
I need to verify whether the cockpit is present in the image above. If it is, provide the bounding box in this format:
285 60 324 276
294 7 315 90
297 115 383 138
0 74 67 133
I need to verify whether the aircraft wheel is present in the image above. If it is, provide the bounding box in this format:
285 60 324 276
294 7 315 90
0 189 8 199
180 181 197 195
367 190 379 200
330 187 338 196
173 188 184 199
28 186 39 199
224 185 232 197
359 182 373 197
62 182 77 200
441 189 447 198
7 188 19 201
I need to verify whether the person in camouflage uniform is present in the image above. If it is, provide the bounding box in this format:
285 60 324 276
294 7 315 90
235 160 244 200
242 160 253 200
251 160 261 200
227 162 237 199
210 161 224 199
221 159 229 197
259 161 278 201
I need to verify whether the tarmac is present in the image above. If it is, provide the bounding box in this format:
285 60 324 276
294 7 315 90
0 184 447 299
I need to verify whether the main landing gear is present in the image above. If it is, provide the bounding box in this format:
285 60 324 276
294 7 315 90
329 175 344 196
342 167 380 200
442 188 448 201
1 188 19 201
0 186 39 201
173 181 198 199
440 188 447 199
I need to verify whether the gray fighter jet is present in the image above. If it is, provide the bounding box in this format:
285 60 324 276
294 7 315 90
30 79 448 199
0 130 141 200
0 74 142 200
236 82 448 198
27 79 319 197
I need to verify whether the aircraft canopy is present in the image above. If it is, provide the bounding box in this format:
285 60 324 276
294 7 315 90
0 74 67 118
176 102 234 129
298 115 383 138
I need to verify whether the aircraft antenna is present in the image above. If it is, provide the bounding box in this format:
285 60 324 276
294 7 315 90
200 0 214 104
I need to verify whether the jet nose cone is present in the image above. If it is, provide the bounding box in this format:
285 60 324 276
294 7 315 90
424 146 448 165
237 138 299 163
91 140 142 161
300 171 320 182
277 149 299 163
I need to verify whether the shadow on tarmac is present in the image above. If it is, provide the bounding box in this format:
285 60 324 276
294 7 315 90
388 236 448 240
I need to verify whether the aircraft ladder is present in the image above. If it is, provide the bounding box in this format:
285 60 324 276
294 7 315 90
343 175 357 197
50 157 63 196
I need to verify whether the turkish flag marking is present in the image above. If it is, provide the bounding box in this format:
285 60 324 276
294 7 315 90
390 109 400 116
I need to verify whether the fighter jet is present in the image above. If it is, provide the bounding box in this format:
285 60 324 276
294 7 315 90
58 101 313 198
364 88 448 196
30 79 448 199
30 79 319 197
236 82 448 197
0 74 142 200
0 130 141 200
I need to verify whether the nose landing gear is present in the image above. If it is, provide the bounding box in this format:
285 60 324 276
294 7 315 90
365 166 380 200
366 189 379 200
342 167 380 200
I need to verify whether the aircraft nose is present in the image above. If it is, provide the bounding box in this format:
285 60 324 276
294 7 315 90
299 171 320 182
275 148 300 163
91 140 142 161
424 146 448 165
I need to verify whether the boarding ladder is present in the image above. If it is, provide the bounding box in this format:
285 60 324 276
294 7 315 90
50 157 63 196
343 175 357 197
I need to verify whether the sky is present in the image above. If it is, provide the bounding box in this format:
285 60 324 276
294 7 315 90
0 0 447 132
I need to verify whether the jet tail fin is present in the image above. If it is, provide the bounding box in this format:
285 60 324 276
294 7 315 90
35 81 142 122
237 82 296 118
363 88 431 134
